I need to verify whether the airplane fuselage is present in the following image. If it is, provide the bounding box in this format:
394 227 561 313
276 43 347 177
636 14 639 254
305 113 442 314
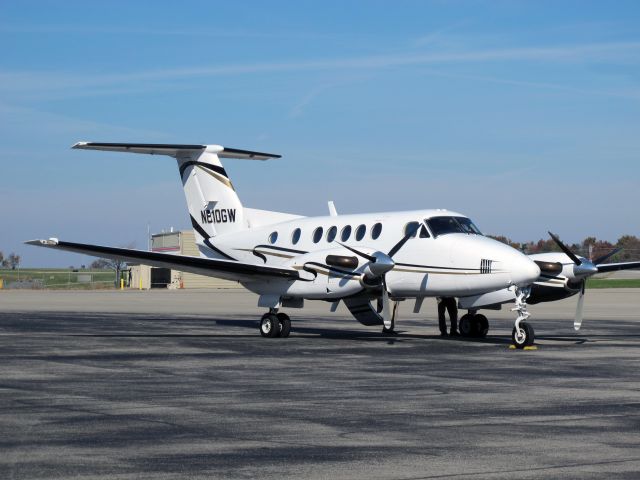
210 208 540 301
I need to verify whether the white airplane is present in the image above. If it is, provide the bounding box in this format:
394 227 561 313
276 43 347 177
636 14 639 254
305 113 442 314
457 232 640 337
28 142 544 347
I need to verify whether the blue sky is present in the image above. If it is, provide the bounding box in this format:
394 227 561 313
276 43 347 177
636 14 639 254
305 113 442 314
1 1 639 267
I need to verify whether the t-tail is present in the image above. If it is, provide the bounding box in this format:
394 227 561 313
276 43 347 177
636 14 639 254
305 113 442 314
72 142 281 258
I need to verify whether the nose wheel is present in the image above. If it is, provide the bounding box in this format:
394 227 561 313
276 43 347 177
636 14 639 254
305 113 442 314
259 311 291 338
512 321 534 347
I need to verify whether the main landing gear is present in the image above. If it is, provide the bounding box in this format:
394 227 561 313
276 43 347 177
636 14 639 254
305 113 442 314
259 310 291 338
511 286 534 348
458 312 489 339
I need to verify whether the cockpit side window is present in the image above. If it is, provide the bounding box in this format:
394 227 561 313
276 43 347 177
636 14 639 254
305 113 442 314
456 217 482 235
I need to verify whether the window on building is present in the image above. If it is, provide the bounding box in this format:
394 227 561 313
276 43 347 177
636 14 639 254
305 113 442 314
341 225 352 242
291 228 301 245
355 224 366 241
313 227 323 243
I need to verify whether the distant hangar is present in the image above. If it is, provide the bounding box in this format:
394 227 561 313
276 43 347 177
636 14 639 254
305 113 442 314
129 230 240 289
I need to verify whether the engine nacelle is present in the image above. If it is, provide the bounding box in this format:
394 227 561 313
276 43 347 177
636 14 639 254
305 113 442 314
283 248 366 299
528 279 580 304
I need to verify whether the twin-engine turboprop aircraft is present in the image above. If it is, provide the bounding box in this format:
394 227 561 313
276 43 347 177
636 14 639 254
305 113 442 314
30 142 545 347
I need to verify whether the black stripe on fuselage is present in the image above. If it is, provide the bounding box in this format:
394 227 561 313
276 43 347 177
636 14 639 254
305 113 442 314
396 262 481 271
189 215 236 261
253 245 308 255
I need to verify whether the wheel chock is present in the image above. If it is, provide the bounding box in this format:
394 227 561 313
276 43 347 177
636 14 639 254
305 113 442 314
509 345 538 350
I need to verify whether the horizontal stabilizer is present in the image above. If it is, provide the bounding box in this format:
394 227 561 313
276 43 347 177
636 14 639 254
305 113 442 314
25 239 299 283
72 142 281 160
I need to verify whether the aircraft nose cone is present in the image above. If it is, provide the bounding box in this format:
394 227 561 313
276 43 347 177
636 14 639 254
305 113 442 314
512 256 541 287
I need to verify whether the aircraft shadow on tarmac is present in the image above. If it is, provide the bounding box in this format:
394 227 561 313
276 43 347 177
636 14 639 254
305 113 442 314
7 312 637 346
212 318 600 346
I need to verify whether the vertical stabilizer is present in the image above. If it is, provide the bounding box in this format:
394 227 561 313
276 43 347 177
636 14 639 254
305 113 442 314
177 146 245 240
72 142 281 260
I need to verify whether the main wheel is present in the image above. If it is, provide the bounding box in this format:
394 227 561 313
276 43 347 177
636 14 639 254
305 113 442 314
475 314 489 338
260 314 280 338
512 322 534 348
277 313 291 338
458 314 474 337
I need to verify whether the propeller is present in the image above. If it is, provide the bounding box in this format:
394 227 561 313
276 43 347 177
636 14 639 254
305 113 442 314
338 223 420 329
547 232 620 331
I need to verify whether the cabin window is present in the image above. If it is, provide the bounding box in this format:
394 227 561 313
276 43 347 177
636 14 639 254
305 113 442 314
313 227 324 243
268 231 278 244
419 225 430 238
404 221 420 238
327 226 337 243
371 222 382 240
291 228 301 245
341 225 352 241
355 224 366 241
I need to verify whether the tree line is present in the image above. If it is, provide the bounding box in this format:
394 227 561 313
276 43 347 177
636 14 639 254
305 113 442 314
0 251 21 269
488 234 640 261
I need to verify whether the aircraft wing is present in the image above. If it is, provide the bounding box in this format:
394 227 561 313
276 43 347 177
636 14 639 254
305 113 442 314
596 261 640 273
25 239 299 283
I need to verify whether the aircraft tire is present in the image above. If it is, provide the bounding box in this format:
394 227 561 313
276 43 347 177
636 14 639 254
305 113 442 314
277 313 291 338
475 314 489 338
458 314 474 337
512 322 534 348
260 314 280 338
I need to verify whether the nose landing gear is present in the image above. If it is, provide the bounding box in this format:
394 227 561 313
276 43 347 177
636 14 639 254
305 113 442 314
511 286 534 348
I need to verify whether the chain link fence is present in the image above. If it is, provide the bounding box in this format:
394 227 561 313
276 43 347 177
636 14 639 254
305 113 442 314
0 269 117 290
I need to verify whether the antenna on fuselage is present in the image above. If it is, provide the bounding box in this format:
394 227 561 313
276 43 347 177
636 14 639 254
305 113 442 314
328 201 338 217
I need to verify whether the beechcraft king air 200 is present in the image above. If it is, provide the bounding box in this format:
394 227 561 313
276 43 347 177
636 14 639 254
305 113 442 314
28 142 545 347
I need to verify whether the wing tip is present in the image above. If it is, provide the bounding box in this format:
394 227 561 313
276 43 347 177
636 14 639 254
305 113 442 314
24 238 59 246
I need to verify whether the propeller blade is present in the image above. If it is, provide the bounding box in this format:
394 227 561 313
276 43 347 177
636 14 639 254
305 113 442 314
388 222 421 258
336 242 376 262
548 231 582 265
574 280 585 331
381 280 392 329
592 248 622 265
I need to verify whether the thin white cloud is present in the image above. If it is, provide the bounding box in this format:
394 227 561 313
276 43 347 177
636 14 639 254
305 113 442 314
416 68 640 100
2 41 639 97
0 24 345 40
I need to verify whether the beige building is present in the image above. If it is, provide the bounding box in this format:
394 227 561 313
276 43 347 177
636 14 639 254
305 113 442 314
129 230 242 289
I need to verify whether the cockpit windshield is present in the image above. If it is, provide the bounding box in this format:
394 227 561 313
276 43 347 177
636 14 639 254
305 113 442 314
426 216 482 237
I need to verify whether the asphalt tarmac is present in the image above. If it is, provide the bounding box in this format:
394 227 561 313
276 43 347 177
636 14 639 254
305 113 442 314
1 289 639 479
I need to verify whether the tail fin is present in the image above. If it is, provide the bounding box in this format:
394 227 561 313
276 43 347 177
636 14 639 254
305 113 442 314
73 142 280 255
